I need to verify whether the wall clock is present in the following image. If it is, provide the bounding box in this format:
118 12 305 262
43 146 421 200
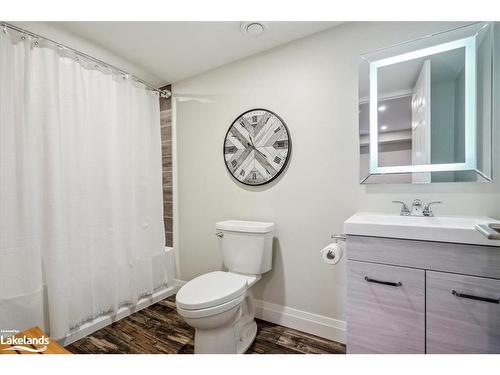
223 109 291 186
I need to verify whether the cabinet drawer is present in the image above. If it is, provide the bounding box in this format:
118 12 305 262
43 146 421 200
427 271 500 353
346 235 500 279
347 261 425 353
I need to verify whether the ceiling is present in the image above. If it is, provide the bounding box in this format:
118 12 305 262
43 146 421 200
48 21 342 86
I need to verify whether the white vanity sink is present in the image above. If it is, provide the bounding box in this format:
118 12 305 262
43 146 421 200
344 213 500 246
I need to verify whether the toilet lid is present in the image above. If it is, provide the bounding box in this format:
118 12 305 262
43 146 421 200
176 271 249 310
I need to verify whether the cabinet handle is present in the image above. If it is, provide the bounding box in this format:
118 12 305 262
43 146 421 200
364 276 402 287
452 290 499 304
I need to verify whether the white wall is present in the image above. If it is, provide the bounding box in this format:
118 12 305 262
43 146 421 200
173 22 500 333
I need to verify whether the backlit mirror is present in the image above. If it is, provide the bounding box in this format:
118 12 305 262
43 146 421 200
359 22 494 184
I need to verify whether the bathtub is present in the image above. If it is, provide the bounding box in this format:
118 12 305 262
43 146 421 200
58 246 176 346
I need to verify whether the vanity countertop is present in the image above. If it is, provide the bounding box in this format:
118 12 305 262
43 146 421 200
344 212 500 247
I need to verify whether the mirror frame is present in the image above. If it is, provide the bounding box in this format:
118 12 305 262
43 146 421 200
368 36 477 175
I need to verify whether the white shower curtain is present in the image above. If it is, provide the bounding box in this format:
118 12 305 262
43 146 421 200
0 30 166 339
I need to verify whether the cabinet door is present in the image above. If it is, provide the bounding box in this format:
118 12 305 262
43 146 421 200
347 261 425 353
427 271 500 353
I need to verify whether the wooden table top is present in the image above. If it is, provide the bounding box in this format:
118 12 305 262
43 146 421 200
0 326 71 354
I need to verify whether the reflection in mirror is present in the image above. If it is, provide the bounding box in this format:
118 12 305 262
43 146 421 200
359 22 494 184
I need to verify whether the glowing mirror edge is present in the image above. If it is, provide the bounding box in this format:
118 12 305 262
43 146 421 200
368 36 477 175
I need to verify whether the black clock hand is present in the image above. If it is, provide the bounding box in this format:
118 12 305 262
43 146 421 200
247 135 257 150
249 134 256 148
255 148 267 159
246 141 267 160
248 134 267 159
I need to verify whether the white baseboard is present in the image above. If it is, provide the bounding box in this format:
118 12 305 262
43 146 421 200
58 285 176 347
172 278 345 343
254 299 346 344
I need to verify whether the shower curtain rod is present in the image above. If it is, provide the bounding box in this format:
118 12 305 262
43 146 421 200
1 22 171 99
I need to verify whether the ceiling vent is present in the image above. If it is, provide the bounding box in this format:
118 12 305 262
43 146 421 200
240 22 267 37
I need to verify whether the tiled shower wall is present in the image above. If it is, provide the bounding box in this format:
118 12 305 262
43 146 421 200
160 85 173 247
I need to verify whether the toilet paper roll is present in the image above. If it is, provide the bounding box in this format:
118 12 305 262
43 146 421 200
320 243 343 265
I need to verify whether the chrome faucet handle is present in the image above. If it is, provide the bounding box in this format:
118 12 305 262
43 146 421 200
392 201 410 216
423 201 442 217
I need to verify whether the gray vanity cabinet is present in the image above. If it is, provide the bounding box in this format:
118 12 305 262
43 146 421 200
426 271 500 353
347 261 425 353
346 235 500 354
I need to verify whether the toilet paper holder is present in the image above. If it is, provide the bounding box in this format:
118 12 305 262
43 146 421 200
331 234 346 242
324 234 346 260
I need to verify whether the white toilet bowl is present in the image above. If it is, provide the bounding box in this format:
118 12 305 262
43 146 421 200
176 271 260 354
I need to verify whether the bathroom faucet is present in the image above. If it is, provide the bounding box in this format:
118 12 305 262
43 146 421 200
392 199 442 217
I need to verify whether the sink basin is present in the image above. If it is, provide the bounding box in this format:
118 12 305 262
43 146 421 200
344 213 500 246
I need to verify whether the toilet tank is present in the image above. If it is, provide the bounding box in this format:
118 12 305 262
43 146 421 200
215 220 274 275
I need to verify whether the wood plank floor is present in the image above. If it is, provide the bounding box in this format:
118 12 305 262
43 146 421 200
67 295 345 354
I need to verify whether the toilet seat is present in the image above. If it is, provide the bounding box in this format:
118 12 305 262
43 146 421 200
176 271 250 311
177 293 246 319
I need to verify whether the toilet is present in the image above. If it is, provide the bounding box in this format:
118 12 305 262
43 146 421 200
176 220 274 354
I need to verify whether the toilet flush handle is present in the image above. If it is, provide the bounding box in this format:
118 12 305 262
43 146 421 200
215 232 224 238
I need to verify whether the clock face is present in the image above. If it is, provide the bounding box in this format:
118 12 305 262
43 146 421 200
224 109 291 186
